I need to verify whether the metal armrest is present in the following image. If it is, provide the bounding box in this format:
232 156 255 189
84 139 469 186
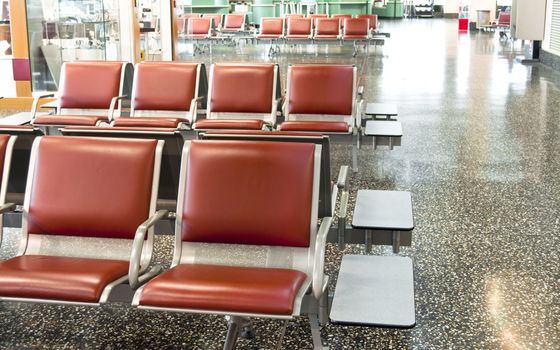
31 93 55 119
356 99 364 129
189 96 205 123
128 209 169 289
313 216 333 299
357 85 364 99
270 97 283 126
337 165 349 190
0 202 15 214
108 95 128 121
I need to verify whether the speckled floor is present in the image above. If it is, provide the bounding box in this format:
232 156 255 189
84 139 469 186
1 19 559 349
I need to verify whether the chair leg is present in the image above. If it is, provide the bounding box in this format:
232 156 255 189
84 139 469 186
352 144 358 173
223 316 243 350
309 313 326 350
275 320 289 350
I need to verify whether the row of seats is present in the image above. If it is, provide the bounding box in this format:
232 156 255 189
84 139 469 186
0 135 333 349
31 61 362 136
177 12 378 34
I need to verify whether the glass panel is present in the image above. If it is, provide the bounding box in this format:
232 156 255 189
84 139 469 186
175 0 192 60
138 0 161 61
26 0 122 92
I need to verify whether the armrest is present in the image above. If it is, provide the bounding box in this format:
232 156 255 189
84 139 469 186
357 86 364 99
108 95 128 121
189 96 205 123
31 93 55 119
270 97 283 126
129 209 169 289
313 216 333 299
356 99 364 129
0 202 15 214
337 165 349 190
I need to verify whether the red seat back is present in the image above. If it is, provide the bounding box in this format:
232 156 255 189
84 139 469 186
59 62 124 109
315 18 340 35
332 14 352 26
224 14 245 29
180 140 315 247
344 18 369 36
260 17 284 35
132 62 199 112
357 14 377 30
187 18 211 35
209 64 275 114
498 12 510 25
202 13 223 28
287 18 312 35
27 136 158 240
310 14 328 26
176 18 185 33
288 65 354 116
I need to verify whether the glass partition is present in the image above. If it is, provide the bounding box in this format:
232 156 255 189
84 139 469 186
26 0 122 92
138 0 161 61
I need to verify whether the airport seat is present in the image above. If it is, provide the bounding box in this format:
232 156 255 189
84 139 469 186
0 135 17 247
202 13 223 30
32 61 132 132
285 18 312 40
356 14 378 31
193 63 281 131
256 17 284 39
496 11 511 39
314 18 341 41
0 136 165 305
342 18 370 40
185 17 212 39
280 64 360 136
132 140 330 349
111 62 206 129
221 14 246 33
178 13 202 35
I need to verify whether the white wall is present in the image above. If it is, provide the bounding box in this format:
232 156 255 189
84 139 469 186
444 0 461 14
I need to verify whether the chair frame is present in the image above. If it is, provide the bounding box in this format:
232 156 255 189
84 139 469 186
0 135 17 247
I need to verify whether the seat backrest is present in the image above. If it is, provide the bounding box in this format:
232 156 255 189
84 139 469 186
332 14 352 27
344 18 369 36
224 14 245 29
25 136 160 239
179 140 318 248
131 62 202 120
207 63 278 118
286 64 355 118
187 18 211 35
199 131 332 218
357 14 377 30
315 18 340 36
287 18 312 35
260 17 284 35
202 13 223 29
498 12 510 25
58 61 127 111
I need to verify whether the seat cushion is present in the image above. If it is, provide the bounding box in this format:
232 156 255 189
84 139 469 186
257 34 282 39
343 35 368 39
194 119 265 130
33 115 108 126
139 264 307 315
286 35 310 39
314 35 340 40
0 255 129 303
113 117 189 128
280 121 350 133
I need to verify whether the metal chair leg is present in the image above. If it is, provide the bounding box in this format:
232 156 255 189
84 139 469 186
223 316 242 350
309 313 325 350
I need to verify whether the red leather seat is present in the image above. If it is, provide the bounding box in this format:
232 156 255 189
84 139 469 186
356 14 377 30
139 264 306 315
309 14 328 27
343 18 369 39
257 18 284 39
314 18 341 40
33 115 108 126
0 255 128 303
279 121 349 133
202 13 223 29
222 14 245 32
332 14 352 27
194 119 265 130
186 18 211 38
286 18 312 38
113 117 189 128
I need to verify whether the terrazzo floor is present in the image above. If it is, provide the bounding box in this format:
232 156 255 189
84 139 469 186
1 19 559 349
